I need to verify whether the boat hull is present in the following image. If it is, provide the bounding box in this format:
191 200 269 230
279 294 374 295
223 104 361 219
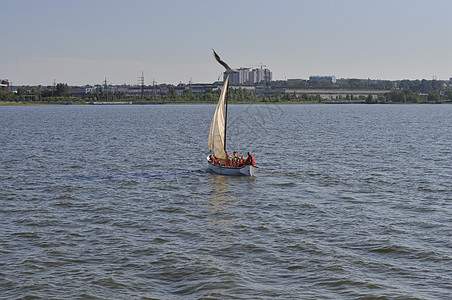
206 156 258 176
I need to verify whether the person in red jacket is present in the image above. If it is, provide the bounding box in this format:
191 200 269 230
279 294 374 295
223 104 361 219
245 152 256 166
224 152 232 167
209 155 218 165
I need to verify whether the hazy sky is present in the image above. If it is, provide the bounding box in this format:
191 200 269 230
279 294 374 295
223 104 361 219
2 0 452 86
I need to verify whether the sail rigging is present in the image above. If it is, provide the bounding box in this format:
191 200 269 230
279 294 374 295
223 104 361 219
208 75 230 159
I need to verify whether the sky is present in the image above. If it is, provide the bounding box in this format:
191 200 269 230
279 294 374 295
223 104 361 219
2 0 452 86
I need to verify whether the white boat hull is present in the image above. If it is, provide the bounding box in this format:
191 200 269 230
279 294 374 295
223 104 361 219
206 156 258 176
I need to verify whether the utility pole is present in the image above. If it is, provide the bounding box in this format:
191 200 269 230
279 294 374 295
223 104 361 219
104 77 108 101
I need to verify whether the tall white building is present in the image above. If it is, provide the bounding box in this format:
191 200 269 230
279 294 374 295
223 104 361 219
224 68 272 84
254 68 272 82
226 69 249 84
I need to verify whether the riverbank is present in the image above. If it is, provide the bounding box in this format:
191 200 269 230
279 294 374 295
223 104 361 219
0 100 320 106
1 100 450 106
0 102 61 106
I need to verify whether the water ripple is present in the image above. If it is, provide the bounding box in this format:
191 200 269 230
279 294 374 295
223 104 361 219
1 104 451 299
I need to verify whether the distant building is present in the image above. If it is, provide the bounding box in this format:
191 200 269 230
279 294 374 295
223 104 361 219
1 79 9 92
227 69 249 84
224 67 272 84
69 85 96 96
309 76 336 83
253 68 272 83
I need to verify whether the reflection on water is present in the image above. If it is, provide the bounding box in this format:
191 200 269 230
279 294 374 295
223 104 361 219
206 174 236 227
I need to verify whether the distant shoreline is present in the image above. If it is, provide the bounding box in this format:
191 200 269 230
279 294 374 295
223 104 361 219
1 100 450 106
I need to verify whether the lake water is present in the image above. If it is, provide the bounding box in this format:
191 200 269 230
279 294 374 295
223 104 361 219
1 104 451 299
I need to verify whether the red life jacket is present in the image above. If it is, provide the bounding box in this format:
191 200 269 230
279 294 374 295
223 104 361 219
250 154 256 166
246 154 256 166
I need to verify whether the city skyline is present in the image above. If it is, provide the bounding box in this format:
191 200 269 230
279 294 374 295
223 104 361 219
2 0 452 86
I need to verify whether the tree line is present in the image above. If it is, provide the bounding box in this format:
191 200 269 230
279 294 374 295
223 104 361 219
0 83 83 103
269 78 448 92
1 80 451 104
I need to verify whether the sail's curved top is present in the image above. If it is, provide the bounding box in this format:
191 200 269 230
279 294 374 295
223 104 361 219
208 75 229 159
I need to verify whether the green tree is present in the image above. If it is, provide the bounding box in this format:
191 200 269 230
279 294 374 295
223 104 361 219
16 87 28 96
55 83 69 97
445 89 452 100
0 91 16 102
181 89 194 101
167 87 176 99
427 91 441 102
42 86 55 97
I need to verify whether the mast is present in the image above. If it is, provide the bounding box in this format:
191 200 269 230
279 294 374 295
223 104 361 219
223 75 230 154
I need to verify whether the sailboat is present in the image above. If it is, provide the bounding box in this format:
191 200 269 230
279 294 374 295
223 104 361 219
206 50 258 176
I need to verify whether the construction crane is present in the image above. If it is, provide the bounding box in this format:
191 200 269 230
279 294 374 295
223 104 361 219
247 63 267 70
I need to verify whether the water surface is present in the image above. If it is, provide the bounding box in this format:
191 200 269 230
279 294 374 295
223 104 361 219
1 104 451 299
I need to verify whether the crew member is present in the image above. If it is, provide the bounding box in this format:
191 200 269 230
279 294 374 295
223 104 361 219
232 151 240 167
225 152 232 167
245 152 256 166
239 155 246 167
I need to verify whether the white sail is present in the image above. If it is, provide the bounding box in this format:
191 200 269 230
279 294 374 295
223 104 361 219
208 75 229 159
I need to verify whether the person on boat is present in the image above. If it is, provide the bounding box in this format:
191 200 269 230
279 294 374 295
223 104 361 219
216 156 224 166
245 152 256 166
209 155 218 165
232 151 240 167
224 152 232 167
239 155 246 167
